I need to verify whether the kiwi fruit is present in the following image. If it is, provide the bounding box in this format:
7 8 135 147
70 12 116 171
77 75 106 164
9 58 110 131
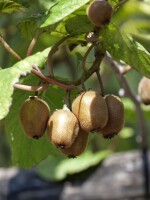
138 76 150 105
20 96 50 139
86 0 113 27
99 94 124 138
72 91 108 132
60 129 89 158
47 105 79 148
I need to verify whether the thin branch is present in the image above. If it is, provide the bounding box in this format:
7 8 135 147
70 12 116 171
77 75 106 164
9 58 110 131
0 34 22 61
13 83 49 92
26 29 42 57
31 69 74 90
47 37 67 76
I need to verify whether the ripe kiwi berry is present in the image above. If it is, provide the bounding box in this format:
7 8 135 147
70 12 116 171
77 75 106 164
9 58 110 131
86 0 113 27
138 76 150 105
47 105 79 149
72 91 108 132
20 96 50 139
60 129 89 158
99 94 124 138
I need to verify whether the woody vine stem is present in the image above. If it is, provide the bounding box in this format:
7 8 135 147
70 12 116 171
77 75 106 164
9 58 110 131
105 53 149 200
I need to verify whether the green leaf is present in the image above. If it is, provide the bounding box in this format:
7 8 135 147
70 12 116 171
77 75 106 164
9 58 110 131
65 15 93 37
101 24 150 77
112 0 150 51
17 17 39 39
0 0 24 14
5 75 58 168
119 127 134 139
37 150 111 181
40 0 91 28
0 47 50 120
123 98 150 123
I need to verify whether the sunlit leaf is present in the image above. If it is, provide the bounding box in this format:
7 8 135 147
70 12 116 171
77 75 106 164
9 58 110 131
40 0 91 28
0 47 50 120
37 150 111 181
101 24 150 77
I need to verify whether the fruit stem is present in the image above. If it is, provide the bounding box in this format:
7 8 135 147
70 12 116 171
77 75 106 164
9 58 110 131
0 33 22 61
96 70 104 96
64 90 72 110
105 52 150 199
26 29 42 57
47 37 68 76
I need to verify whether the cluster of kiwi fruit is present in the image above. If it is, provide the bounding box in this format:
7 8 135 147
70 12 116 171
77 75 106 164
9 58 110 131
20 0 120 158
20 90 124 158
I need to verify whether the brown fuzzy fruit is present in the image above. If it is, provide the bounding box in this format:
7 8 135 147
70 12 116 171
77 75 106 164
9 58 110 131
86 0 113 27
47 105 79 149
60 129 89 158
20 96 50 139
138 76 150 105
99 95 124 139
72 91 108 132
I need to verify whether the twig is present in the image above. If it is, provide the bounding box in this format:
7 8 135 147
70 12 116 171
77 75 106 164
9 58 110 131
0 34 22 61
26 29 42 57
105 52 149 199
31 69 74 90
13 83 49 92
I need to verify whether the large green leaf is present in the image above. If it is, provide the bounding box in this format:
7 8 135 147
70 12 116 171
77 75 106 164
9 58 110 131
40 0 91 28
0 0 24 14
0 47 50 120
112 0 150 51
65 15 93 37
5 76 68 168
101 24 150 77
37 150 110 181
